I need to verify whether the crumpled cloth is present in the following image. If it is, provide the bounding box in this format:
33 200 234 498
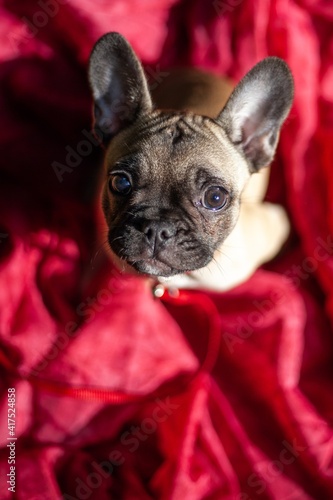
0 0 333 498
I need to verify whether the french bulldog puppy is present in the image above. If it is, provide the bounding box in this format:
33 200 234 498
88 32 294 291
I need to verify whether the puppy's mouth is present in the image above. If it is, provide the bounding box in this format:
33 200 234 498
127 257 182 277
110 245 211 278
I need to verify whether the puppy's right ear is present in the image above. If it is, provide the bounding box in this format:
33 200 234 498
88 32 152 144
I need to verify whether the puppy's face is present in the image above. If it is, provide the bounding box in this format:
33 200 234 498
102 112 250 276
88 33 294 277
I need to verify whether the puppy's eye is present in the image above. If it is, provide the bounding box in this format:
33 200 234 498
202 186 229 211
109 174 132 195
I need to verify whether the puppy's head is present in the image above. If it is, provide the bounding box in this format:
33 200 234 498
88 33 293 277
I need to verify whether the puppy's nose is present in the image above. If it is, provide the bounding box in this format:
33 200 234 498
143 220 176 248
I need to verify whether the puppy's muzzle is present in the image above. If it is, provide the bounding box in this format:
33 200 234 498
109 215 206 276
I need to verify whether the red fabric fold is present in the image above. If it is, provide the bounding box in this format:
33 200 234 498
1 0 333 498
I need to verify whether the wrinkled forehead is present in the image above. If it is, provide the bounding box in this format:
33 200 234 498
105 111 250 191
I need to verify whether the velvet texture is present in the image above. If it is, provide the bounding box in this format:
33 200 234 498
1 0 333 498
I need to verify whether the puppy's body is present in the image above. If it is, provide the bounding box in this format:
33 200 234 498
88 34 293 291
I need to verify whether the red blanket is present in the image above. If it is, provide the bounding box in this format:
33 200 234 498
1 0 333 498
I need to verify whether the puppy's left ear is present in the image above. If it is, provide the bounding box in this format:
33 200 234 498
218 57 294 172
